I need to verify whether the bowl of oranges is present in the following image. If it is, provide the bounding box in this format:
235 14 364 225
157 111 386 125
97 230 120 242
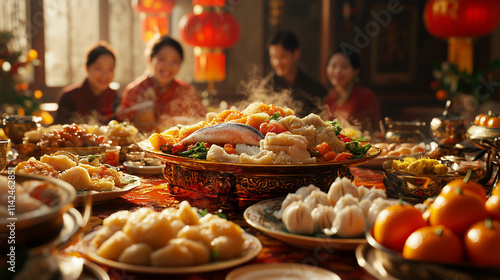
358 179 500 280
468 111 500 150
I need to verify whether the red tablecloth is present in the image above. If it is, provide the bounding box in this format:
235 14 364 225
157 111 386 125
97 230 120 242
64 167 385 280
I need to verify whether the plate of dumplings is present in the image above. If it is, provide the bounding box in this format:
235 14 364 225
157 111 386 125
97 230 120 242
81 202 262 274
244 178 402 250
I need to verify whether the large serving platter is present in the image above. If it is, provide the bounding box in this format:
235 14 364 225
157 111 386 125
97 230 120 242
74 174 141 206
139 139 381 208
82 232 262 274
244 198 366 250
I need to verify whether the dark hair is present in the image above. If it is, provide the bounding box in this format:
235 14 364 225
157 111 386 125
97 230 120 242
86 41 116 67
268 31 299 52
147 36 184 61
330 46 361 70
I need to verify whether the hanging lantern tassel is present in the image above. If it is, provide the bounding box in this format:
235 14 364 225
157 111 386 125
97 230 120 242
131 0 177 42
194 47 225 82
141 14 169 42
448 37 473 74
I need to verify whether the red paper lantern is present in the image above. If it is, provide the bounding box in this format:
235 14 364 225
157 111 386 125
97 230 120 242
132 0 177 42
178 3 240 82
178 12 240 49
423 0 500 73
423 0 500 38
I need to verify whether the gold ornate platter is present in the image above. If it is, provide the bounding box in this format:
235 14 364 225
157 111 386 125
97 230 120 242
139 139 381 208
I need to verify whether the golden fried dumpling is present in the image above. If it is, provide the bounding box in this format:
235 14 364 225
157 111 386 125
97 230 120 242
118 243 153 265
58 166 92 191
90 179 115 191
177 201 200 226
103 210 130 231
40 154 77 171
123 211 175 248
97 231 134 261
150 241 194 267
170 238 210 265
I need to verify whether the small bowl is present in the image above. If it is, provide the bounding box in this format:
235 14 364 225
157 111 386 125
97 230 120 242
365 230 500 279
382 160 472 204
0 173 76 251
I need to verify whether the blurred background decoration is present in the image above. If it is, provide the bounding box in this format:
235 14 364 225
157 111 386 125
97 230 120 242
1 32 38 114
423 0 500 74
131 0 177 42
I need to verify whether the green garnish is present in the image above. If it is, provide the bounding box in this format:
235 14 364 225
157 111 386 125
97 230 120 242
269 112 281 121
178 142 209 160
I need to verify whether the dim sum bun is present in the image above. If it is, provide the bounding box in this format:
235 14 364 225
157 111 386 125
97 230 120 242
282 201 314 235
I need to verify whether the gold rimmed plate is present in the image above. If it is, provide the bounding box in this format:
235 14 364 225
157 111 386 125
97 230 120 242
74 174 141 206
81 231 262 275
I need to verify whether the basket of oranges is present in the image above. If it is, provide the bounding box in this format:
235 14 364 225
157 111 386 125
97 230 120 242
360 178 500 279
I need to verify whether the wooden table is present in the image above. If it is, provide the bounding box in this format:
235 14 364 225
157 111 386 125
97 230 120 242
63 167 385 280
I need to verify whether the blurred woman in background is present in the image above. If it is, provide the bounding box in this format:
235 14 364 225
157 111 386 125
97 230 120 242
323 47 381 134
54 41 118 124
119 36 206 132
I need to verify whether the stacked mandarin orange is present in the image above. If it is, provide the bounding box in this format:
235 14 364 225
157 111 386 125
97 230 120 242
474 111 500 128
372 179 500 267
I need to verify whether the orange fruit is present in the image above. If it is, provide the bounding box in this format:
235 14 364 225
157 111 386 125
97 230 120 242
464 218 500 267
373 204 427 252
485 194 500 221
440 178 487 203
403 225 464 264
474 113 486 125
428 188 488 236
487 116 500 128
479 115 491 126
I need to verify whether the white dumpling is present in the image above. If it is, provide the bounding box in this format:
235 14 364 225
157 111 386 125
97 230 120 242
333 193 360 213
303 190 330 210
209 235 245 260
122 211 175 248
365 198 396 231
274 193 302 219
358 199 372 217
311 204 336 233
327 205 365 238
282 201 314 235
150 242 194 267
295 184 320 199
103 210 130 231
357 185 370 198
170 238 210 265
327 177 359 206
97 231 134 261
118 243 154 265
361 188 387 202
177 201 200 225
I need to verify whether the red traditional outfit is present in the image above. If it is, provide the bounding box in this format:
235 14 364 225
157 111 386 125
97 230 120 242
324 84 381 133
119 75 206 131
54 79 118 124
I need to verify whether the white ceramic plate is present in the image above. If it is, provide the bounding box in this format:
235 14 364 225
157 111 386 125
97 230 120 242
123 161 163 175
74 174 141 205
82 232 262 274
243 198 366 250
226 263 341 280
